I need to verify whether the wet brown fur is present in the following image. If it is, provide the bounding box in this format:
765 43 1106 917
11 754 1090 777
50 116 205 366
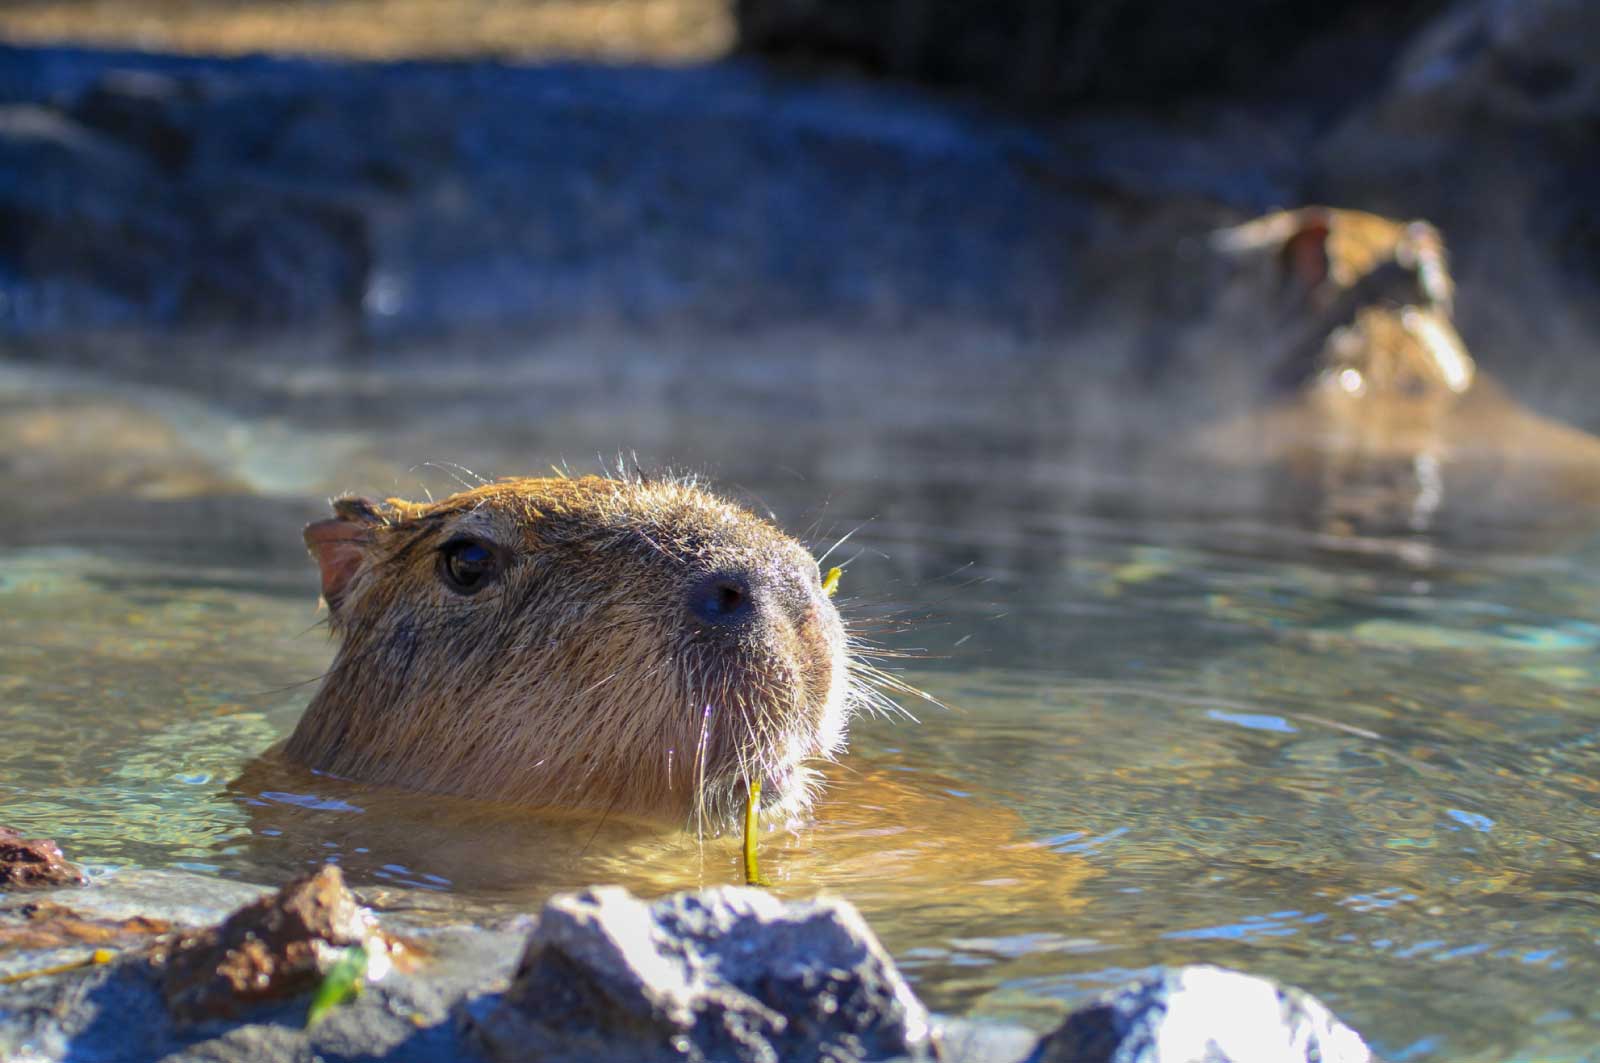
1213 206 1472 428
284 473 852 830
1199 207 1600 535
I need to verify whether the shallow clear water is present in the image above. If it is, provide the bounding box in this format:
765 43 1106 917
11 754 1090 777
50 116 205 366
3 344 1599 1062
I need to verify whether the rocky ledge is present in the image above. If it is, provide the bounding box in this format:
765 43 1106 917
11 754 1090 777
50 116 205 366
0 858 1372 1063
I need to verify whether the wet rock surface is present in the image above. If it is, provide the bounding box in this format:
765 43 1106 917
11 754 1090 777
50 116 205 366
473 885 933 1063
1032 965 1373 1063
0 868 1374 1063
155 864 409 1023
0 826 86 889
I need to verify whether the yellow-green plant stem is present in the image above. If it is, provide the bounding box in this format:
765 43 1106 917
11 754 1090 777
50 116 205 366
743 778 769 886
0 947 114 985
822 566 842 597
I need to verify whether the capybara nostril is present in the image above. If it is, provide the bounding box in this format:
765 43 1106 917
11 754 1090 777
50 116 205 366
688 572 756 629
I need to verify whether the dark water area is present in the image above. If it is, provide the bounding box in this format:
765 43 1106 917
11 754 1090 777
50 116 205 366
3 335 1599 1062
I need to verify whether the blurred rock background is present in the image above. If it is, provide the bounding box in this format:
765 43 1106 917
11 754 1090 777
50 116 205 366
0 0 1595 418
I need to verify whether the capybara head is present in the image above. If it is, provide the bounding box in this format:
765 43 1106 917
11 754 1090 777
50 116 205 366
285 474 859 829
1214 206 1474 413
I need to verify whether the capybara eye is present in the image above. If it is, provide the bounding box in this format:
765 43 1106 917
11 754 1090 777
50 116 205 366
689 572 754 627
439 538 500 594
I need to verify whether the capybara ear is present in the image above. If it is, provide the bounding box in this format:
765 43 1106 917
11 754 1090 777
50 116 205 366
331 497 387 524
1280 214 1332 291
305 497 385 610
1212 208 1331 294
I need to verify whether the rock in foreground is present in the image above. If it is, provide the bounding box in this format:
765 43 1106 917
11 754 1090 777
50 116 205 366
474 885 934 1063
0 826 87 889
156 864 409 1023
1033 965 1372 1063
0 867 1377 1063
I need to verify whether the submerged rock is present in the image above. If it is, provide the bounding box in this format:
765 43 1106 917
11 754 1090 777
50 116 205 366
474 885 934 1063
155 864 409 1023
1033 965 1372 1063
0 826 86 889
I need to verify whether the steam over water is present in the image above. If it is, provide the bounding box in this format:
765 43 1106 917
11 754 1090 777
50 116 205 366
3 336 1598 1062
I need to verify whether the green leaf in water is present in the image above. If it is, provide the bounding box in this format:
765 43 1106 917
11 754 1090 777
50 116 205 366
306 943 369 1028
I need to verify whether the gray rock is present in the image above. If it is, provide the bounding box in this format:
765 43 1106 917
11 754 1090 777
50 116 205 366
1032 965 1372 1063
2 871 1379 1063
473 885 934 1063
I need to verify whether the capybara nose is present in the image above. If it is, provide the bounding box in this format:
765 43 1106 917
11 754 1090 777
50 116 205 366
688 571 757 630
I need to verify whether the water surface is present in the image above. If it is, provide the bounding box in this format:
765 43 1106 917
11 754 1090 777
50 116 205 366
3 345 1598 1062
